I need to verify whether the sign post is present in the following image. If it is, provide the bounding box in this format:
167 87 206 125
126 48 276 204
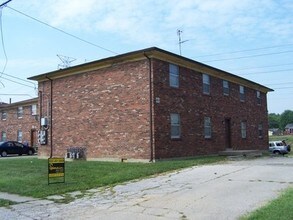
48 158 65 184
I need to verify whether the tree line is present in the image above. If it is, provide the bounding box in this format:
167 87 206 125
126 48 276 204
269 110 293 130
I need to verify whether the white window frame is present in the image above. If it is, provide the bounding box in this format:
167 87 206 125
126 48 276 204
258 123 263 138
223 80 229 96
203 74 210 95
256 91 261 105
204 117 212 139
31 104 37 115
1 111 7 120
241 121 247 139
1 131 7 142
17 106 23 118
170 113 181 139
169 64 179 88
17 130 23 142
239 86 245 102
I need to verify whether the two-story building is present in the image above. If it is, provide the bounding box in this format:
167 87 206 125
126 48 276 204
29 47 273 161
0 98 39 147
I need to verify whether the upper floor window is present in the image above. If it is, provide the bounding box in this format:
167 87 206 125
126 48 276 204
241 121 247 139
1 111 7 120
204 117 212 138
1 131 7 142
239 86 245 102
169 64 179 88
203 74 210 95
17 106 23 118
256 91 261 105
31 104 37 115
223 80 229 96
17 130 22 142
170 113 180 138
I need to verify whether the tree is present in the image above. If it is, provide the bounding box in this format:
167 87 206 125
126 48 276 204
268 113 280 129
280 110 293 130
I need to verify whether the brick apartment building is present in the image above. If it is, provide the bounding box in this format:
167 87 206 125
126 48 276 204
29 47 273 161
0 98 38 147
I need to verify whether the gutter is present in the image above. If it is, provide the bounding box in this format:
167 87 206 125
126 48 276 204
144 52 155 162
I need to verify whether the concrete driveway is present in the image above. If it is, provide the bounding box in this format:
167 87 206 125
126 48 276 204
1 156 293 220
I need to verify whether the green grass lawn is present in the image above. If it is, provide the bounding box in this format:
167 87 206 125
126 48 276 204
0 156 225 198
241 187 293 220
0 198 17 207
269 135 293 145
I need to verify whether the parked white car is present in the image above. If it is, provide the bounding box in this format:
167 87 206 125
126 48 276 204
269 141 290 155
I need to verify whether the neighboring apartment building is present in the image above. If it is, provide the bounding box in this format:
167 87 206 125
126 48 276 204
29 47 273 161
0 98 38 147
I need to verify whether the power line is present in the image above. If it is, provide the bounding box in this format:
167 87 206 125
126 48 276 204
0 71 36 87
241 69 293 76
227 63 293 71
0 76 35 88
6 6 118 55
195 43 293 58
202 50 293 62
265 82 293 86
0 7 8 87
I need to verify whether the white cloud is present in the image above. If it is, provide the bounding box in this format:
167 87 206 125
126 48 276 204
10 0 293 51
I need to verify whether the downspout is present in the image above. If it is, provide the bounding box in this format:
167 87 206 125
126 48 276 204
38 91 43 129
45 76 53 158
144 52 155 162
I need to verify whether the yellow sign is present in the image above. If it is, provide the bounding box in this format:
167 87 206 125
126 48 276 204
48 158 65 184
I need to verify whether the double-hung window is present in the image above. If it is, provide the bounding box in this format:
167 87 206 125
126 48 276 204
1 111 7 120
169 64 179 88
170 113 180 138
203 74 210 94
204 117 212 138
256 91 261 105
1 131 7 142
17 130 23 142
239 86 245 102
17 106 23 118
258 123 263 138
31 104 37 115
241 121 247 139
223 80 229 96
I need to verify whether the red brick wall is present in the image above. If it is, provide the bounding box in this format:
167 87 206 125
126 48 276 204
0 102 38 147
39 60 151 160
152 59 269 159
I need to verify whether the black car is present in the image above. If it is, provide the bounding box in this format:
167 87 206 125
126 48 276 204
0 141 35 157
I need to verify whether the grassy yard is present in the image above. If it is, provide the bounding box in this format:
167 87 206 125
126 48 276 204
0 156 225 199
241 187 293 220
269 135 293 145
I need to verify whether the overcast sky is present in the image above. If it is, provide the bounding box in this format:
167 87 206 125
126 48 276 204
0 0 292 113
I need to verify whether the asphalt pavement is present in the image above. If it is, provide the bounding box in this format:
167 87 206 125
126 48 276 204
0 156 292 220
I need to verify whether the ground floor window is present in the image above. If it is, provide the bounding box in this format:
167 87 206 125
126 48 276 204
1 131 6 141
258 123 263 138
17 130 23 142
241 121 247 139
204 117 212 138
170 113 180 138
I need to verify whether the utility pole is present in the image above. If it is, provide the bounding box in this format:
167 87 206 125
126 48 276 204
177 29 189 56
0 0 12 8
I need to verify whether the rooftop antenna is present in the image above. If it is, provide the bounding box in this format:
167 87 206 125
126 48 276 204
177 29 189 56
57 54 76 69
